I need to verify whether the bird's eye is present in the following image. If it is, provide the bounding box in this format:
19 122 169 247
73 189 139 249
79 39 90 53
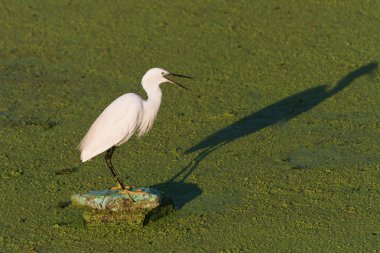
161 72 164 75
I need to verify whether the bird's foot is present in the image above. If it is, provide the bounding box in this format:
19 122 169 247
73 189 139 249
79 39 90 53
118 190 137 202
111 184 134 191
112 185 146 194
121 189 146 194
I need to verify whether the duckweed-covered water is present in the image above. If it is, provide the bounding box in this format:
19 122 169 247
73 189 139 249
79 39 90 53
0 1 379 252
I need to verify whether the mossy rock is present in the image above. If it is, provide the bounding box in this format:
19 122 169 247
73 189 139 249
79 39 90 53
82 197 175 226
71 187 175 226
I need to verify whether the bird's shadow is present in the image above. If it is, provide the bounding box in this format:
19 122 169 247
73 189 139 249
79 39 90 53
149 180 202 210
153 61 378 209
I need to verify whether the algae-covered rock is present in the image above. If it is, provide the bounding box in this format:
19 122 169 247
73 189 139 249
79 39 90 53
71 187 161 211
71 187 175 225
82 197 175 226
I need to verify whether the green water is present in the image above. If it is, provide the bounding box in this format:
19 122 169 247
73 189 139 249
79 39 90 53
0 1 379 252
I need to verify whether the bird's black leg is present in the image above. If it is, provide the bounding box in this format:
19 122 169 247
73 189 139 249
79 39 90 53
105 146 126 190
105 146 135 202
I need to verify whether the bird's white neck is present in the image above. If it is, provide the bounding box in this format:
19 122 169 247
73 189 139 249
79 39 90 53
138 85 162 136
144 85 162 109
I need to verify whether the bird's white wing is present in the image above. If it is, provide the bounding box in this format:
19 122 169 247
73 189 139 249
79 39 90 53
78 93 143 162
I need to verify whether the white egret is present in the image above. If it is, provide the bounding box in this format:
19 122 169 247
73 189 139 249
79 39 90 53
78 67 192 194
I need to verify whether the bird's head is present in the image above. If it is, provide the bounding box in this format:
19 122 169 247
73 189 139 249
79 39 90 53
142 67 192 91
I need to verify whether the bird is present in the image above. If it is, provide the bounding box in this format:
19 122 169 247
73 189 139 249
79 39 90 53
78 67 192 197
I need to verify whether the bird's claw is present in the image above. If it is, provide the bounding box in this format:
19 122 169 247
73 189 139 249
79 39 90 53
111 185 133 191
119 190 136 203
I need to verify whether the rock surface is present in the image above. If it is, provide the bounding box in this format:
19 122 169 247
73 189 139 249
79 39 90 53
71 187 175 225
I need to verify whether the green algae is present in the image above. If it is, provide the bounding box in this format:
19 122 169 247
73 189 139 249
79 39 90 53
0 0 380 252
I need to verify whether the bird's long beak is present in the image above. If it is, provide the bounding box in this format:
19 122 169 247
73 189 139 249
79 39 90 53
164 73 193 90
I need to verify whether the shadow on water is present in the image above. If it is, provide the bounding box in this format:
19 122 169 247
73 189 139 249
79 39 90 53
150 181 202 210
154 62 378 209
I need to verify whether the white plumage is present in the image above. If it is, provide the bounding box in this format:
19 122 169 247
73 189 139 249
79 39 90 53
78 93 144 162
78 67 191 165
